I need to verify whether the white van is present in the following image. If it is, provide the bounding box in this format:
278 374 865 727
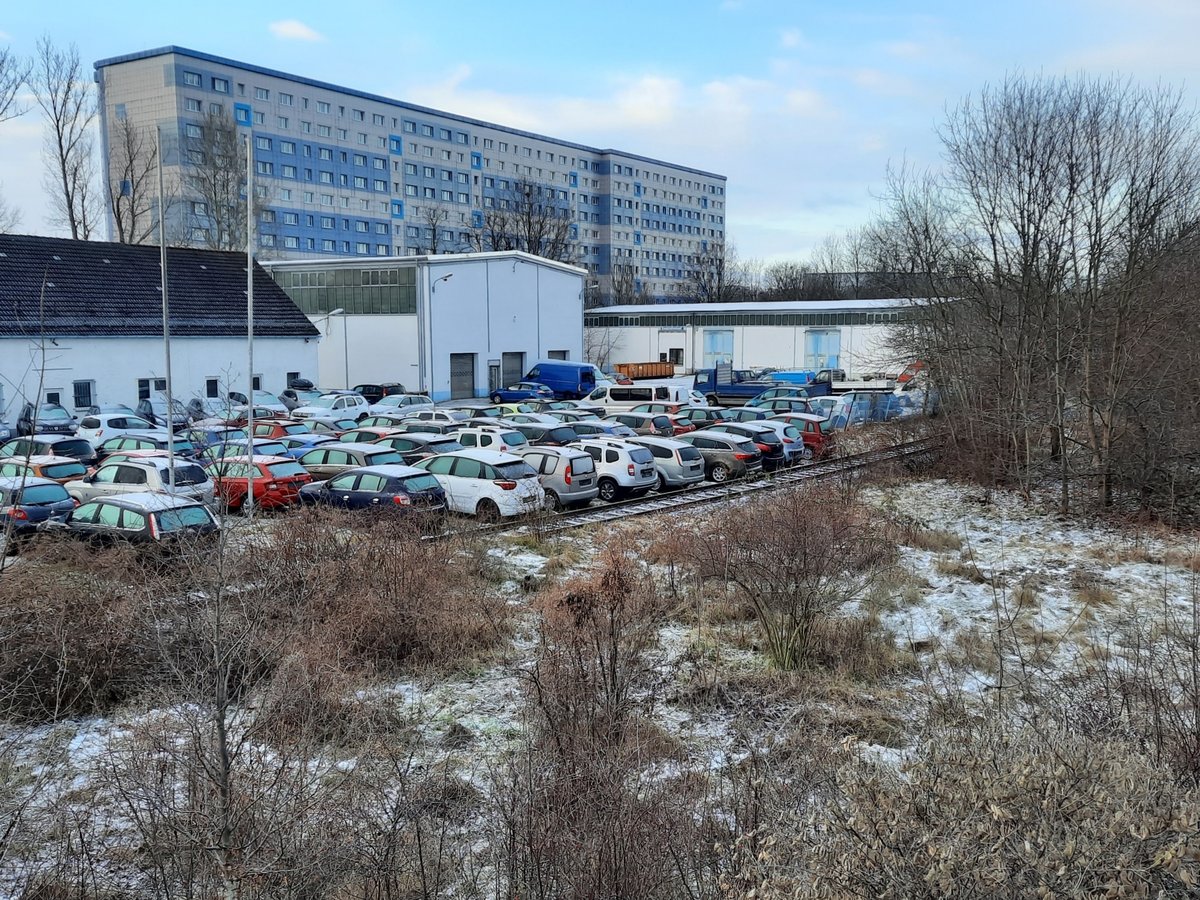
584 384 703 411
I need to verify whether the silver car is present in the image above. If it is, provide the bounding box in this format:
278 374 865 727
626 435 706 491
66 457 215 504
572 438 658 502
515 445 599 509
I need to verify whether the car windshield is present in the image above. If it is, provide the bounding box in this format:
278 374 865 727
568 454 595 474
53 440 93 458
398 473 442 492
545 427 577 443
257 441 288 456
678 446 703 462
629 448 654 465
155 505 214 532
42 461 87 479
267 460 309 478
19 483 70 504
295 391 322 403
500 431 529 446
309 396 340 409
493 460 537 479
38 406 71 421
171 465 208 485
428 440 464 454
365 450 404 465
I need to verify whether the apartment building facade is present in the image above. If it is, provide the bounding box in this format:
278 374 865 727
94 47 727 305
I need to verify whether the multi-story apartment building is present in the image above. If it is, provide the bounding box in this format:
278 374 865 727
94 47 727 304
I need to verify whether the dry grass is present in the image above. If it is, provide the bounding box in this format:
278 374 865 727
1071 570 1119 607
934 555 989 583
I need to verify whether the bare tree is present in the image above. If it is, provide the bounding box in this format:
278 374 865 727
0 45 30 124
29 37 99 240
0 192 19 233
106 116 169 244
182 111 265 251
471 178 575 263
609 261 646 306
687 238 744 302
414 204 450 254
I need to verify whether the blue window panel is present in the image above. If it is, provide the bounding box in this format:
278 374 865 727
701 196 709 209
389 135 403 154
115 103 127 121
471 210 483 228
391 200 405 219
470 152 482 170
634 232 642 245
568 224 578 239
635 279 642 293
634 182 642 197
119 179 132 197
701 239 708 253
568 171 578 188
234 103 252 126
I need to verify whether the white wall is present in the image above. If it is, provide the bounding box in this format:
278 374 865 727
0 335 318 417
310 313 420 391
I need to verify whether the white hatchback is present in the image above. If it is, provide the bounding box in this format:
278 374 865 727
414 449 544 519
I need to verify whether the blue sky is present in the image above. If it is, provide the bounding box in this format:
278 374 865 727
1 0 1198 262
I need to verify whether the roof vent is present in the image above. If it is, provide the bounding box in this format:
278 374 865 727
46 282 55 288
102 258 110 264
53 255 61 261
200 264 207 269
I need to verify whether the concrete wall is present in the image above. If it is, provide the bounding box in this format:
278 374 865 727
309 313 420 391
0 335 318 417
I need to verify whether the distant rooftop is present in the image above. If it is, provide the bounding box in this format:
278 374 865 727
95 46 727 182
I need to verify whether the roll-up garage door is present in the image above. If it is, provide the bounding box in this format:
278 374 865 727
450 353 476 399
501 352 525 387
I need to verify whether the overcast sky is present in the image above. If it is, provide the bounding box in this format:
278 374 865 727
1 0 1198 262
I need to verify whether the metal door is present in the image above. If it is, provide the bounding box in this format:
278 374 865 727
449 353 476 399
501 352 525 387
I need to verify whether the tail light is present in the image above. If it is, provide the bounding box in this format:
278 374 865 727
756 442 770 452
494 480 518 490
627 463 635 475
264 480 277 491
5 507 26 520
564 464 572 485
149 514 159 539
392 493 412 505
734 452 754 461
783 437 794 443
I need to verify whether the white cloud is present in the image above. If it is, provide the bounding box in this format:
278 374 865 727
268 20 326 42
779 28 805 50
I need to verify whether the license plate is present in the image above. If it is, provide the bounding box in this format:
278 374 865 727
640 468 654 477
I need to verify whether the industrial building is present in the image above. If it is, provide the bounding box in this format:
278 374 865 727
584 299 913 376
0 234 319 417
263 251 585 401
93 46 726 305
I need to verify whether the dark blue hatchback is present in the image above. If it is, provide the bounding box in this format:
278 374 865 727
299 464 447 514
0 475 76 550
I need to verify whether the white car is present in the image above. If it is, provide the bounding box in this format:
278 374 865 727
414 449 544 519
572 438 658 502
290 392 369 420
66 457 215 504
366 393 435 416
76 413 170 445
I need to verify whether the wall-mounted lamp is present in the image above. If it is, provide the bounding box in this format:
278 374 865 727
431 273 454 293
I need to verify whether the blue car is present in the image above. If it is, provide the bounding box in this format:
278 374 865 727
0 475 76 551
276 433 339 459
181 425 249 452
196 438 290 462
298 463 447 514
488 382 555 403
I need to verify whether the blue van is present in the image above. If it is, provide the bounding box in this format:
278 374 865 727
524 360 600 399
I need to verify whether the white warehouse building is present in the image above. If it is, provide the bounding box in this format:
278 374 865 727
0 234 319 419
585 299 914 376
263 251 585 401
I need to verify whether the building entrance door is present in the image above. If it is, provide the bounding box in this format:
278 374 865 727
449 353 476 399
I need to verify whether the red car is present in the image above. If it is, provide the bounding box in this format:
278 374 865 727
603 371 634 386
251 419 313 439
205 454 313 511
769 413 835 459
667 415 698 436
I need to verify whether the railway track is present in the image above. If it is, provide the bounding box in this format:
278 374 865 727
485 435 941 537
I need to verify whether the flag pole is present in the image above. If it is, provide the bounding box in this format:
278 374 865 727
245 133 255 517
157 127 177 492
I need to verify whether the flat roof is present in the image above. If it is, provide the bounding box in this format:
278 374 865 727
95 46 726 182
260 249 587 278
589 298 917 315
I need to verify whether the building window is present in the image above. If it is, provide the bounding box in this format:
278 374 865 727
254 111 266 125
282 212 299 225
255 87 269 100
317 100 330 114
320 216 334 228
256 161 274 175
319 171 333 184
260 233 276 247
404 185 417 197
357 132 368 145
183 71 201 87
356 242 369 254
373 157 386 169
353 109 365 121
72 380 94 409
322 239 336 251
318 124 331 137
337 127 348 140
212 77 229 93
438 128 451 141
255 136 272 150
372 113 385 126
352 153 365 166
137 377 167 400
300 120 312 133
373 179 386 191
280 92 293 106
184 123 203 139
184 98 201 112
318 147 332 161
277 116 289 129
421 124 433 137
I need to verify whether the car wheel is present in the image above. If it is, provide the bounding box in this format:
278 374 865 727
597 477 619 503
475 498 501 522
656 473 670 493
706 395 719 406
710 463 731 483
546 491 562 511
801 446 814 460
490 392 503 403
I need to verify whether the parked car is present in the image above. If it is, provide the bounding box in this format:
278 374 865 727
250 419 312 439
185 397 238 423
205 454 313 511
0 435 98 467
301 417 361 435
366 393 434 416
675 432 763 482
52 493 219 545
605 412 676 437
629 402 688 416
77 412 167 444
584 385 695 411
703 422 787 471
371 433 466 465
0 454 90 485
226 390 288 416
352 382 407 405
66 457 214 504
290 392 370 420
94 434 198 463
572 438 658 501
413 449 544 519
336 426 405 445
278 388 324 412
569 420 638 439
180 425 248 452
602 370 634 386
502 412 563 426
494 402 540 416
276 433 339 459
451 425 531 453
384 420 459 436
625 436 706 491
403 409 470 424
672 406 728 429
749 386 811 404
488 382 555 403
196 438 290 462
521 360 600 400
80 403 138 417
511 423 581 447
545 409 601 424
719 406 772 423
299 463 448 515
136 396 191 430
513 446 599 509
767 413 835 459
295 442 406 481
747 397 812 414
0 418 12 443
745 419 808 464
804 396 839 420
0 475 75 550
440 403 505 419
17 402 76 436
